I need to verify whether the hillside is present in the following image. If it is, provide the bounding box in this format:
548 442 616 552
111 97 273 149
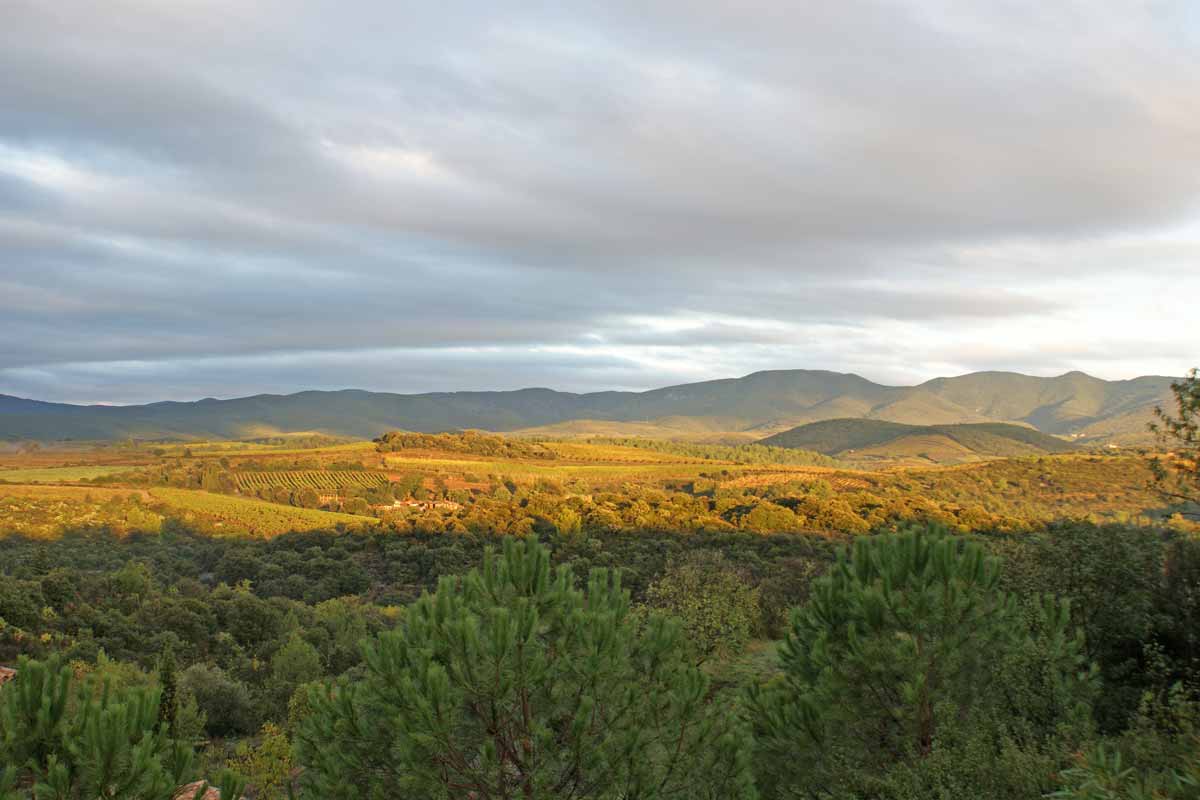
760 419 1079 464
0 369 1175 443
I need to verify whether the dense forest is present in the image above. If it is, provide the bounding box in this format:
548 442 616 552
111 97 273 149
0 521 1198 798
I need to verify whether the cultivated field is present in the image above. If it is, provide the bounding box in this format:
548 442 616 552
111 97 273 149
234 470 389 492
149 488 379 536
0 465 138 483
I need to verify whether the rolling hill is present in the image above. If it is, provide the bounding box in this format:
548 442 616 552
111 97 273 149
0 369 1176 443
759 419 1079 464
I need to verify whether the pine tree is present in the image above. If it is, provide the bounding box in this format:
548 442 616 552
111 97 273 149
749 525 1094 797
157 644 179 736
0 766 18 800
0 655 207 800
295 536 755 800
1151 368 1200 518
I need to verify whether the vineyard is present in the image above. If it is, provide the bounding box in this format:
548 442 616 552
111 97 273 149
0 465 138 483
150 488 379 536
234 470 389 492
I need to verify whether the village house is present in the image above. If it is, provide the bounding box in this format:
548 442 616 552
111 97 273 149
370 498 462 512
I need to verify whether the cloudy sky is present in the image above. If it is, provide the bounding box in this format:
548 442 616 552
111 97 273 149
2 1 1198 404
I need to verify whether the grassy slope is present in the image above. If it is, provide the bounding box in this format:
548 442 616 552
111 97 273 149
0 465 138 482
760 419 1076 462
759 419 917 453
150 489 379 535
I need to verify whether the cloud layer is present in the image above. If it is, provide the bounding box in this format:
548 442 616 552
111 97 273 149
2 0 1198 403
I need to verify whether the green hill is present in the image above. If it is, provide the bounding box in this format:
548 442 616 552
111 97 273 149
759 419 1078 464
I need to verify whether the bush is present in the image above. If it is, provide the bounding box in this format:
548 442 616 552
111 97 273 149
180 663 259 738
645 551 760 661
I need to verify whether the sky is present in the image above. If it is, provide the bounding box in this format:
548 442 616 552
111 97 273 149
2 0 1199 404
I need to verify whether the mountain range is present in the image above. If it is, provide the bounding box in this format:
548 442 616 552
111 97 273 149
0 370 1176 444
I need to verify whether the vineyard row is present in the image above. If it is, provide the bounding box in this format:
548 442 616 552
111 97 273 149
235 470 389 492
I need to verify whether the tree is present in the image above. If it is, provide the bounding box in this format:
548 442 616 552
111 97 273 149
757 557 825 639
343 497 370 515
997 523 1165 732
230 722 294 800
180 664 259 738
295 537 754 800
0 654 231 800
157 644 179 736
312 597 371 675
644 551 760 662
294 488 321 510
1151 368 1200 517
750 526 1094 798
269 634 323 707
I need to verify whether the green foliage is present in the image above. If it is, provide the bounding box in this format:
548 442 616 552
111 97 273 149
750 526 1095 798
269 634 323 707
295 537 755 799
1151 368 1200 517
230 722 294 800
180 664 259 738
157 644 178 735
0 767 18 800
645 552 760 661
1053 683 1200 800
1 515 1196 799
996 523 1165 730
0 655 196 800
756 557 824 639
1051 744 1199 800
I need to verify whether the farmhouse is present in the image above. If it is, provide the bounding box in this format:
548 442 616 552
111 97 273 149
370 498 463 512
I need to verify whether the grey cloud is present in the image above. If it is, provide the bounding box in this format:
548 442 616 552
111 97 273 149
1 0 1198 402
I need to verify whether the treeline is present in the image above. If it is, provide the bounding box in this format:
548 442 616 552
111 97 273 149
375 429 557 459
585 437 843 466
242 434 353 448
1 523 1198 798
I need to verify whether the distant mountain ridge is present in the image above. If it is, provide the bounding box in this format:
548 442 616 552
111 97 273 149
0 369 1176 443
759 419 1079 464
